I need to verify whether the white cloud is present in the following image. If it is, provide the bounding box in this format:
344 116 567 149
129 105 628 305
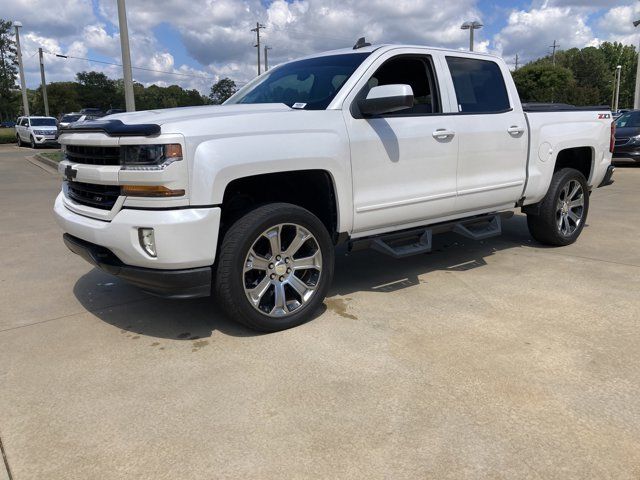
493 6 594 64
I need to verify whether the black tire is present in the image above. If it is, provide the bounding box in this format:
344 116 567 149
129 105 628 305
526 168 589 246
215 203 334 332
30 136 37 149
16 135 22 147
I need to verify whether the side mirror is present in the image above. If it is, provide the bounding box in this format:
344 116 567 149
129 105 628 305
357 84 414 116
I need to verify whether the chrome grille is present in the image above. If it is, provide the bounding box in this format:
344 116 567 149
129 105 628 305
65 181 121 210
65 145 121 166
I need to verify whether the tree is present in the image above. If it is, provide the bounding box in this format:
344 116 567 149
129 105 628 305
209 78 237 104
599 42 637 109
512 64 576 103
0 19 19 120
76 71 119 111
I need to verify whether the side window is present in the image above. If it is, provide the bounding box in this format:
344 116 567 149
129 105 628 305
23 118 29 127
446 57 510 113
363 56 441 115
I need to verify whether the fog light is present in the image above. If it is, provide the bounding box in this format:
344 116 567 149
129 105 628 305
138 228 157 257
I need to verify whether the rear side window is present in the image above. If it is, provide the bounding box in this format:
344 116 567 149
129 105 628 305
446 57 510 113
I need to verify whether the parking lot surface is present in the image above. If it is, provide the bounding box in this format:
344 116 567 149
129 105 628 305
1 143 639 479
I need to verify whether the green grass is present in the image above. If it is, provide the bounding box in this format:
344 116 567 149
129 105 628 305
39 151 63 163
0 127 16 144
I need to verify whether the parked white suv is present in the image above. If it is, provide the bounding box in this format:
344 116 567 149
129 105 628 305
16 116 58 148
54 44 615 331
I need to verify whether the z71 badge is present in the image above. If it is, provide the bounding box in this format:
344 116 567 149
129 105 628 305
598 113 611 119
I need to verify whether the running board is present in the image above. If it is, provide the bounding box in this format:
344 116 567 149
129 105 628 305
350 212 512 259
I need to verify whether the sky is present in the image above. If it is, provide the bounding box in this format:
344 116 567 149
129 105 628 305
4 0 639 94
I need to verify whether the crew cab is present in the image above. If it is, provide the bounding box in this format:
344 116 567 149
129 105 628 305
54 44 615 331
16 116 58 148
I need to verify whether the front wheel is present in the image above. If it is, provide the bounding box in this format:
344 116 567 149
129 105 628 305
526 168 589 246
30 136 37 149
16 134 23 147
215 203 335 332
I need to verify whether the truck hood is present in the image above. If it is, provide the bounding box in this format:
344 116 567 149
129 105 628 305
106 104 293 129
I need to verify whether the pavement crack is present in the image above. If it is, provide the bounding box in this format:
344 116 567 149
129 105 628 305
0 297 150 334
0 428 13 480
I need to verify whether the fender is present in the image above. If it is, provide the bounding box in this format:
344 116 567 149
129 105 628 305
188 111 354 233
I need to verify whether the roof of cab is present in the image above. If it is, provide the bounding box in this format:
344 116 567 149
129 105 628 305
298 44 501 60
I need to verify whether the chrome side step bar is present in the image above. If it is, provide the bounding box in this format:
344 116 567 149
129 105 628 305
349 211 513 259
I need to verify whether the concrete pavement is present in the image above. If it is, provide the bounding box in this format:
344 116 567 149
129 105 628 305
0 144 639 479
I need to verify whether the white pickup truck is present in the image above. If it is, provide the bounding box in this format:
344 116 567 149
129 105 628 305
54 44 615 331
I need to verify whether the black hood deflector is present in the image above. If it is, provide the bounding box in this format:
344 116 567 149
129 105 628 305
60 119 161 137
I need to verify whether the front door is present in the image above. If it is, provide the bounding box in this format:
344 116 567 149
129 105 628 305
344 53 459 234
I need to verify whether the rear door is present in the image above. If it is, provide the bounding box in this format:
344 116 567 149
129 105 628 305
343 49 459 234
443 55 528 212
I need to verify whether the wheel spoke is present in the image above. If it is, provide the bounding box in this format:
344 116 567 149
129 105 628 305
292 250 322 270
272 282 287 314
561 215 569 234
569 197 583 209
568 181 581 201
283 227 311 258
568 210 580 224
557 213 564 230
248 276 272 305
287 274 309 298
265 226 282 258
244 249 270 272
561 184 570 200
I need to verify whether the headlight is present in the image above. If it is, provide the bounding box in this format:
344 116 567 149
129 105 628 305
34 130 48 135
121 144 183 170
630 135 640 145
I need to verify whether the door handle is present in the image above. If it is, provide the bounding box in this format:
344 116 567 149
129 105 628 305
508 126 525 135
432 129 455 139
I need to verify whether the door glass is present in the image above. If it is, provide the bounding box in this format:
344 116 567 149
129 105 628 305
446 57 510 113
364 56 440 114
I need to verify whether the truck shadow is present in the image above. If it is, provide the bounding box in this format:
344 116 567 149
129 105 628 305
73 213 541 339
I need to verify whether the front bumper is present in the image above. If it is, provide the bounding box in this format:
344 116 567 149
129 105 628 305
63 234 211 299
54 192 221 269
34 135 58 145
613 145 640 162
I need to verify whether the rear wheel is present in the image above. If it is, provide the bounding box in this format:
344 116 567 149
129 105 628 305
16 134 23 147
526 168 589 246
215 203 334 332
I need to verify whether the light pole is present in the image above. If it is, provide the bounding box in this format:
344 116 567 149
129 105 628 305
264 45 272 71
634 19 640 109
613 65 622 114
38 48 49 116
117 0 135 111
14 21 29 117
461 21 483 52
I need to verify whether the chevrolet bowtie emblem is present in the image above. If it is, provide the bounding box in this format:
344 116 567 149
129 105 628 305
64 165 77 181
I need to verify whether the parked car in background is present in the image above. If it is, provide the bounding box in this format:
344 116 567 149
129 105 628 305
0 120 16 128
15 116 58 148
613 110 640 164
79 108 105 117
105 109 125 116
613 109 631 120
59 113 83 128
59 113 101 128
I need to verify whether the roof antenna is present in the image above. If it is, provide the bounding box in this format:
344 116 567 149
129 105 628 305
353 37 371 50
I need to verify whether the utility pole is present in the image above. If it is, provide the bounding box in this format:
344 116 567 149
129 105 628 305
38 48 49 116
117 0 136 111
633 19 640 109
251 22 265 75
264 45 272 71
514 54 520 71
613 65 622 113
13 22 29 117
550 40 559 66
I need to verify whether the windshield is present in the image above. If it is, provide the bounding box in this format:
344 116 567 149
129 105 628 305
616 111 640 128
61 115 81 123
31 118 57 127
226 53 371 110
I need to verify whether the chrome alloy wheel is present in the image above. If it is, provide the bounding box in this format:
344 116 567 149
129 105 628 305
243 223 322 317
556 179 585 236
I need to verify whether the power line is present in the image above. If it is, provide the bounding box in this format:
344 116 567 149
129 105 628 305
43 50 216 80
